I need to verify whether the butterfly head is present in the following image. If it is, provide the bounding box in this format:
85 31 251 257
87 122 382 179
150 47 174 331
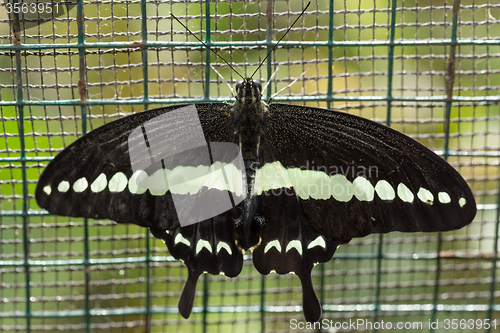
235 79 262 105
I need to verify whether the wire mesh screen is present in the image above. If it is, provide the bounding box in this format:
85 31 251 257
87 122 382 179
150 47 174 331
0 0 499 332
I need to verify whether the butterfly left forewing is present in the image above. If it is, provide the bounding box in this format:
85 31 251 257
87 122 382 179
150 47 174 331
260 103 476 241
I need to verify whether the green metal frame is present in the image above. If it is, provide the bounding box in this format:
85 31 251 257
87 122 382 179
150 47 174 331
1 0 499 332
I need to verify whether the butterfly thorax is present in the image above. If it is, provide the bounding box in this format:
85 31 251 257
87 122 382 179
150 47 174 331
233 78 266 161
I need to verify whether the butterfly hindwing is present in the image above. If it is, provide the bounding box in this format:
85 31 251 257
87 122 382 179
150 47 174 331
252 191 342 322
150 211 244 319
260 104 476 241
36 103 235 230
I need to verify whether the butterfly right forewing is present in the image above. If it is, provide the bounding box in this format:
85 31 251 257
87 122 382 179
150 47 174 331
36 103 235 230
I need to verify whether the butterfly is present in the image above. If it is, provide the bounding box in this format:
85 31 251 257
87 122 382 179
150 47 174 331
35 76 476 322
35 6 476 323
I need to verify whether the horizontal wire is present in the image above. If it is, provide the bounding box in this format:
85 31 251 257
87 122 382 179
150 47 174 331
0 303 499 318
0 38 499 51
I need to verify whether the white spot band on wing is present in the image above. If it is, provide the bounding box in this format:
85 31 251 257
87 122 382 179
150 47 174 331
255 163 407 203
98 162 449 212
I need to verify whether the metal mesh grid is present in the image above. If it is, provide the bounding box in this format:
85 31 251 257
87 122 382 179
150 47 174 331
0 0 499 332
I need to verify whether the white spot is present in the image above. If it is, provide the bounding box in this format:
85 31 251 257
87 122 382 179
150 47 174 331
203 162 230 191
181 162 246 197
73 177 88 192
169 165 209 195
330 174 353 202
288 168 331 200
459 197 466 207
417 187 434 205
195 240 213 254
255 161 292 195
128 170 148 194
148 169 169 196
375 180 395 200
307 236 326 250
264 240 282 253
222 163 245 197
397 183 414 203
90 173 107 193
285 240 303 255
216 241 232 255
57 181 70 193
108 172 128 192
353 177 374 201
438 192 451 204
174 234 190 247
43 185 51 195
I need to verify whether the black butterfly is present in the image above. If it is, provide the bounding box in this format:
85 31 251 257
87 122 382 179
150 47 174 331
36 76 476 322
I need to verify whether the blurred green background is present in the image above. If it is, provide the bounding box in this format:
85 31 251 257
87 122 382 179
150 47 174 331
0 0 498 332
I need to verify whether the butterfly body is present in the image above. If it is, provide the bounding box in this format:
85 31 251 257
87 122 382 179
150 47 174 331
232 79 268 249
36 78 476 322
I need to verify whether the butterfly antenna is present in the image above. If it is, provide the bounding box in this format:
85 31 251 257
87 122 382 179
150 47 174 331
170 13 245 81
250 2 311 79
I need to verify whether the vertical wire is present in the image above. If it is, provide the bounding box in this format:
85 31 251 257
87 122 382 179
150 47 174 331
265 0 274 98
140 0 152 330
76 0 90 331
485 1 498 330
320 0 336 318
204 0 212 102
326 0 334 111
261 2 275 331
487 172 500 333
12 1 31 331
202 2 212 330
